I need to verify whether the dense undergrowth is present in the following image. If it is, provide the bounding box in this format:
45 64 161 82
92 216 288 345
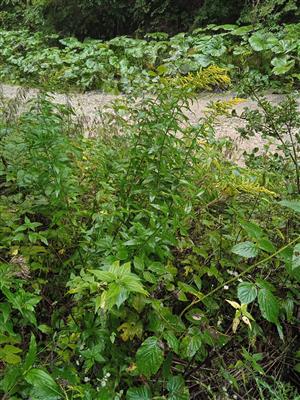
1 0 298 39
0 22 300 92
0 76 299 398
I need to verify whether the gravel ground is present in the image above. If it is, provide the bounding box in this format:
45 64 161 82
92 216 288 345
1 83 298 163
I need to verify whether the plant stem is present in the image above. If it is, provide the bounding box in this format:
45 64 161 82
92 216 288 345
180 235 300 318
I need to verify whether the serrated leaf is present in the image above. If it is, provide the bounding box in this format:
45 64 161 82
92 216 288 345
240 220 264 239
136 336 164 378
105 283 128 309
119 275 148 295
237 282 257 304
232 241 258 258
89 270 115 282
2 345 22 354
292 243 300 270
180 334 202 358
25 368 63 398
126 386 152 400
167 375 189 400
258 288 279 324
163 331 179 353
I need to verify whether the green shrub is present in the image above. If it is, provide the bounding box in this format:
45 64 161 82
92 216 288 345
0 81 299 398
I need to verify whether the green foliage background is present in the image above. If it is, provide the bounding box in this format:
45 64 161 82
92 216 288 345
1 0 299 38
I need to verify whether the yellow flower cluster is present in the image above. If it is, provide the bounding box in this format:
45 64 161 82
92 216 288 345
165 65 231 91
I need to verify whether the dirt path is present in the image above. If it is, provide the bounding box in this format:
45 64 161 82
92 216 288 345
0 83 296 163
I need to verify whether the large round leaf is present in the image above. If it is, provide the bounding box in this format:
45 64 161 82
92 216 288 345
271 56 295 75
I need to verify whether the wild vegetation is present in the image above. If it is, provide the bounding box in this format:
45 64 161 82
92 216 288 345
0 1 299 399
0 23 299 92
1 0 299 38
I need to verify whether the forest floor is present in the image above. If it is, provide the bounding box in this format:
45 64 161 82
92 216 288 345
0 83 295 163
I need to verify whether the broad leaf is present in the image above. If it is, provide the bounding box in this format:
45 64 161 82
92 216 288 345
249 33 268 51
136 336 164 377
180 334 202 359
119 275 148 295
89 270 115 282
258 288 279 324
271 56 295 75
25 368 63 399
232 241 258 258
167 375 189 400
126 386 152 400
237 282 257 304
257 238 276 253
279 200 300 213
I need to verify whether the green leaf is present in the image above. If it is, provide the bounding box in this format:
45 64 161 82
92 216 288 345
271 56 295 75
156 64 168 75
231 25 254 35
1 366 22 392
180 334 202 359
249 33 268 51
0 345 22 364
25 368 63 399
232 241 258 258
258 288 279 324
105 284 128 309
136 336 164 378
294 363 300 373
126 386 152 400
119 275 148 295
163 331 179 353
279 200 300 213
23 334 37 372
89 270 115 282
167 375 189 400
292 244 300 270
2 353 22 365
240 220 264 239
237 282 257 304
257 238 276 253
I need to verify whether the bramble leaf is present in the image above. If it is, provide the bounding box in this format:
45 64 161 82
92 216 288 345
136 336 164 377
232 241 258 258
237 282 257 304
258 288 279 324
126 386 152 400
